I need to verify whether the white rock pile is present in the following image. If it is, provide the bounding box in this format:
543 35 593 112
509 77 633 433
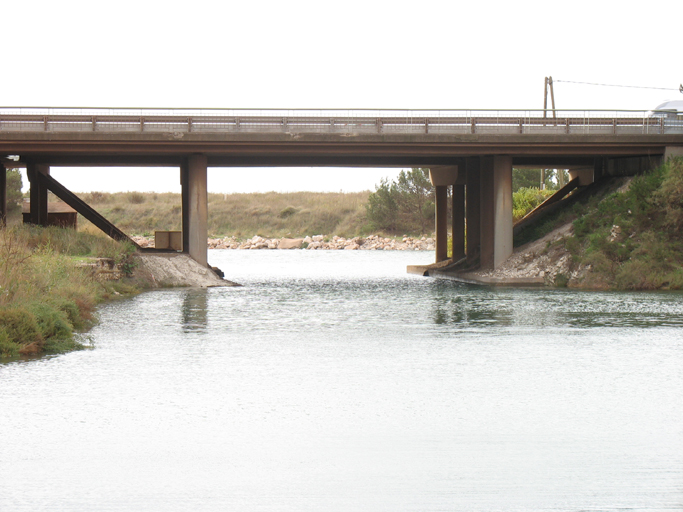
132 234 436 251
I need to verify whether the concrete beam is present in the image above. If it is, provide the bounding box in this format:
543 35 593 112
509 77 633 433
435 185 448 263
26 163 49 225
181 155 208 267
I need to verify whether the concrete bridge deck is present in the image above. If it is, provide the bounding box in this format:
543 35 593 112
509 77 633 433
2 107 682 274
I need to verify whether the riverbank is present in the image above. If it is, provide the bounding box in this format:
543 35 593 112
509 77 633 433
0 226 147 360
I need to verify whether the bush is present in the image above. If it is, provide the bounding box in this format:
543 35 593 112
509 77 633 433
365 169 434 234
512 187 554 221
0 307 41 345
128 192 146 204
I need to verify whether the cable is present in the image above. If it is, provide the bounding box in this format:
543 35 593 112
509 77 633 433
554 80 680 92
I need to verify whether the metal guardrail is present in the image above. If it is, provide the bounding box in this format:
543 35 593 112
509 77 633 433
0 108 681 135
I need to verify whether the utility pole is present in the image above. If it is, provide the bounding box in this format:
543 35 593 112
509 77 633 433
543 76 557 125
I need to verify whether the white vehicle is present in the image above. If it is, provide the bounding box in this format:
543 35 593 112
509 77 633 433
648 100 683 118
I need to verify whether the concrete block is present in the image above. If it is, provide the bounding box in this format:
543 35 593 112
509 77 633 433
155 230 182 251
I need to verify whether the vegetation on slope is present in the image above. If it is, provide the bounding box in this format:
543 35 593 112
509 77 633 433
564 158 683 290
0 226 139 359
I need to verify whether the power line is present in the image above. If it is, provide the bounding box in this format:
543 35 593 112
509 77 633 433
554 80 681 92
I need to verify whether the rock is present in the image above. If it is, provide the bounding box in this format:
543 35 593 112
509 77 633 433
277 238 304 249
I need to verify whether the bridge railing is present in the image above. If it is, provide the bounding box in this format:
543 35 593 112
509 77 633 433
0 108 681 135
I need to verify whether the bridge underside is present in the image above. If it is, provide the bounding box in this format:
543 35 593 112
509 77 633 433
2 131 681 270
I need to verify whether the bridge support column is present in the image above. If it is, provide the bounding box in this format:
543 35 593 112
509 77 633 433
465 158 481 265
429 166 458 263
452 183 465 261
181 155 208 267
480 156 513 269
434 186 448 262
27 163 49 226
0 163 6 226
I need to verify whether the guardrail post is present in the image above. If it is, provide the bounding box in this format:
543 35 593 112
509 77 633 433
470 118 476 134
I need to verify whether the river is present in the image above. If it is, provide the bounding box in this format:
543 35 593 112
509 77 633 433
1 250 682 511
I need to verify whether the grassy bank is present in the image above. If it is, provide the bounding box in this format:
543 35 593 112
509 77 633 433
563 158 683 290
0 226 141 360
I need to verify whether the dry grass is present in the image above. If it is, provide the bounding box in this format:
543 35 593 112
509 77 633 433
0 226 140 359
76 191 371 238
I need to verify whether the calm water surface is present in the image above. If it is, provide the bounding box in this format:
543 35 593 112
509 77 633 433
1 250 683 511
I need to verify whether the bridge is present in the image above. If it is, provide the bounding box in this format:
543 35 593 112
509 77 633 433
1 107 682 271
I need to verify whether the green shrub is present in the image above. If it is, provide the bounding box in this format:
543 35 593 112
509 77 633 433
512 187 554 221
0 328 18 358
0 308 41 344
31 303 72 340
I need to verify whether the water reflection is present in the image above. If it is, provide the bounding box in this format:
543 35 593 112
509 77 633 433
180 289 209 333
427 280 683 330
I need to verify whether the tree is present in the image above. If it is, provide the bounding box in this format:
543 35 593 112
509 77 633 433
512 168 570 192
5 169 23 215
366 168 435 234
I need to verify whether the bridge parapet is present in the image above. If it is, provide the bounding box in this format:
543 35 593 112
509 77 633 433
1 108 681 136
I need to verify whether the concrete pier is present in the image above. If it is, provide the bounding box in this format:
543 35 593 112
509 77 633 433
27 163 50 226
181 155 208 267
429 166 459 263
0 164 6 226
451 182 465 262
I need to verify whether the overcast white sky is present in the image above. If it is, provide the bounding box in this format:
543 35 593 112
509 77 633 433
6 0 681 193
